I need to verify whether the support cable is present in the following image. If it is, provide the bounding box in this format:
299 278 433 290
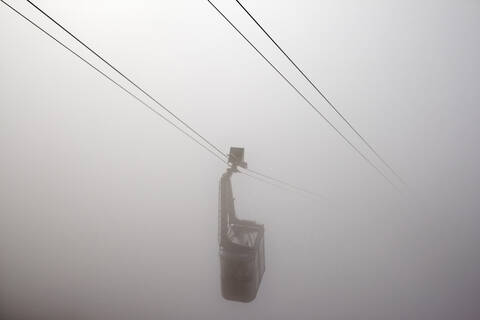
20 0 337 198
1 0 357 201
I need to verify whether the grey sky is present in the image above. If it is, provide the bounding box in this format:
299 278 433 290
1 0 479 319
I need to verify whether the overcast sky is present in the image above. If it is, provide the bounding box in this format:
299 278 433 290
1 0 480 319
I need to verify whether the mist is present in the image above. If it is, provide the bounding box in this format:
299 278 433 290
1 0 479 319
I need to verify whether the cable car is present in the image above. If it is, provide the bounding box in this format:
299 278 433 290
218 147 265 302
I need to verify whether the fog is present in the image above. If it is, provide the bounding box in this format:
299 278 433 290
1 0 479 319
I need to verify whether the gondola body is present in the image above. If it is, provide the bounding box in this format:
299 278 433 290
218 148 265 302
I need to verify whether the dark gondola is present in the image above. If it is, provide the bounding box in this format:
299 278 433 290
218 147 265 302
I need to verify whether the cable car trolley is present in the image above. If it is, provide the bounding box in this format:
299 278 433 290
218 147 265 302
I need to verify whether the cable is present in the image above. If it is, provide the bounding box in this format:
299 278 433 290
0 0 227 165
225 150 325 198
238 169 321 200
233 0 408 188
2 0 332 202
2 1 323 200
245 168 326 199
26 0 228 160
25 0 336 198
205 0 399 190
3 0 386 202
227 151 326 198
25 0 401 191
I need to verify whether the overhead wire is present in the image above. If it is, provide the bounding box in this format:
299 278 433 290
205 0 399 191
233 0 408 188
1 0 326 200
23 0 401 193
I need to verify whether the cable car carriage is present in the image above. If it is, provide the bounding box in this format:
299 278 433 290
219 147 265 302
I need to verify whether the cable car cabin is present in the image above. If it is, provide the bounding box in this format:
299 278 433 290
219 147 265 302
